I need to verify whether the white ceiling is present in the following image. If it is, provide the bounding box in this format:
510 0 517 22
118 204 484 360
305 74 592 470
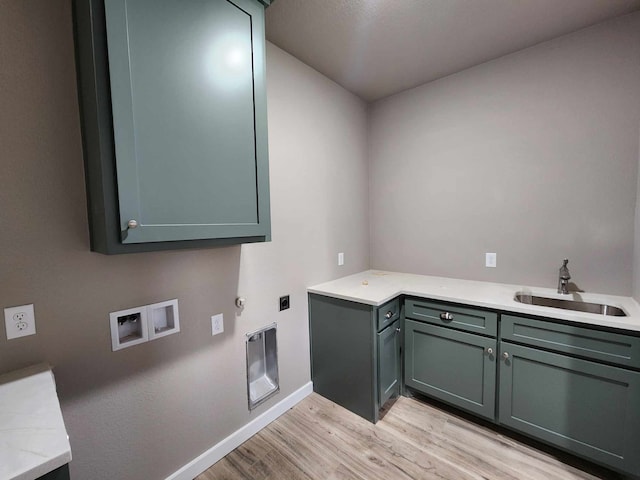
265 0 640 102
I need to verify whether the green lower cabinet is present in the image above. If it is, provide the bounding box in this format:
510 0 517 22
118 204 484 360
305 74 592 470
308 294 401 423
310 293 640 475
39 464 70 480
405 319 497 420
499 341 640 476
378 320 401 406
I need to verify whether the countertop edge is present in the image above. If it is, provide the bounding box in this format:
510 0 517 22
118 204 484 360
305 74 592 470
0 364 72 480
20 452 72 480
308 271 640 333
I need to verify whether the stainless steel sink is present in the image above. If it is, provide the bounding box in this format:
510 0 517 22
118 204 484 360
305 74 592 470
514 293 627 317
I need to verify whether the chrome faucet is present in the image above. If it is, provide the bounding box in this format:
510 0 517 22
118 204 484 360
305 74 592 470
557 259 571 294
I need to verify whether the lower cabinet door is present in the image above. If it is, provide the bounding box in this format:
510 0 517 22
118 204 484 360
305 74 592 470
499 342 640 476
404 320 496 420
378 320 401 406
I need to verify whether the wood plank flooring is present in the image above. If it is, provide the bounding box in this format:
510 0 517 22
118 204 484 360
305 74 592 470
196 393 621 480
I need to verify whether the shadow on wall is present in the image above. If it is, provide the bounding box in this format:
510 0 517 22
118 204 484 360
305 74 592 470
2 244 245 404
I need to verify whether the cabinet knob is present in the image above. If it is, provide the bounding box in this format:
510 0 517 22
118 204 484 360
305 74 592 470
385 311 393 319
395 327 401 333
439 312 454 321
486 347 494 355
127 219 138 229
502 352 510 360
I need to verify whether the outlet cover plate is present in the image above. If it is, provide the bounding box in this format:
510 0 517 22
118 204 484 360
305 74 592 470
4 304 36 340
211 313 224 336
486 252 497 268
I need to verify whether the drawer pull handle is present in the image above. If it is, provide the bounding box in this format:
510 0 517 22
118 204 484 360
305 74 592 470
440 312 454 321
502 352 510 360
395 327 401 333
486 347 493 355
385 311 393 319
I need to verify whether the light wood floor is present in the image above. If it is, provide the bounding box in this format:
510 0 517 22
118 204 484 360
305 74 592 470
196 393 620 480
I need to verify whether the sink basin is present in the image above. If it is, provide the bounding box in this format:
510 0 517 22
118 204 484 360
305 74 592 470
514 293 627 317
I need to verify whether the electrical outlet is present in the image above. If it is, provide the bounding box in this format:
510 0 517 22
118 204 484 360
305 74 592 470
279 295 290 311
485 252 497 268
338 252 345 266
211 313 224 336
4 304 36 340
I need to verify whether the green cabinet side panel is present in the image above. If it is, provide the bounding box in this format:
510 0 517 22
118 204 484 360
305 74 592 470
378 320 401 406
405 319 497 420
38 465 70 480
499 342 640 476
501 314 640 369
308 294 377 423
405 298 498 336
73 0 271 253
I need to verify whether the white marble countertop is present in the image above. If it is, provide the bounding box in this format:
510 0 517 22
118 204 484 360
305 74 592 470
308 270 640 333
0 364 72 480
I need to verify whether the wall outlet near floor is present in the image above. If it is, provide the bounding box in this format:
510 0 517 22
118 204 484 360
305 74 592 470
4 304 36 340
211 313 224 336
338 252 345 266
485 252 497 268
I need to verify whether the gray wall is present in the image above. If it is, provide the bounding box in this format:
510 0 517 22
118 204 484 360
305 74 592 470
635 125 640 300
369 13 640 296
2 2 640 479
0 2 369 479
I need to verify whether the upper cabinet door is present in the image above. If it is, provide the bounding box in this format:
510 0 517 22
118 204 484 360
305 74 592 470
104 0 269 244
74 0 270 253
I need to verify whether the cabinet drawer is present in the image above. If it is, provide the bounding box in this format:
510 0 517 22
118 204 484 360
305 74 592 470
502 315 640 369
405 299 497 337
377 298 400 331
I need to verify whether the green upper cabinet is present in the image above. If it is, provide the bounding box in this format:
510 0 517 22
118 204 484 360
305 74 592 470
74 0 271 254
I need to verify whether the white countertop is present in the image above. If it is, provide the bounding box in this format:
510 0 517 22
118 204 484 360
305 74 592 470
308 270 640 332
0 364 72 480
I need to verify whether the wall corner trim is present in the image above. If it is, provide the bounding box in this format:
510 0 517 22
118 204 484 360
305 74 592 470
165 382 314 480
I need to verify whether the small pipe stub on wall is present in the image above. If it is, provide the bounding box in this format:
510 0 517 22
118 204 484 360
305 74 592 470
236 297 246 308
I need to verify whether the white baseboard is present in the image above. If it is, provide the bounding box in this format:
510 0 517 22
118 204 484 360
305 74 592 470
165 381 313 480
